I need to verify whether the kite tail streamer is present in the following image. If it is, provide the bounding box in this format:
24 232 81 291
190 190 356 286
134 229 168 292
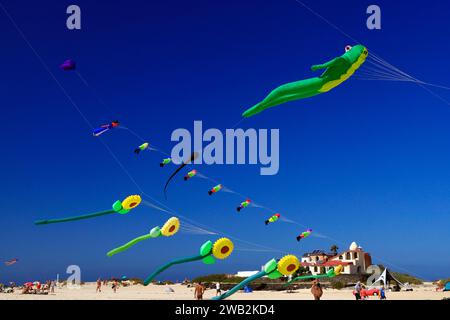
143 254 204 285
212 270 267 300
107 234 153 257
34 209 116 225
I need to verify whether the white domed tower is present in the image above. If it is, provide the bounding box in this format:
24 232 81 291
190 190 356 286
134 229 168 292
349 241 358 251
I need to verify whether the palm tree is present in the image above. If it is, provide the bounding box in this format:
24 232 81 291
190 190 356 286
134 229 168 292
330 245 339 255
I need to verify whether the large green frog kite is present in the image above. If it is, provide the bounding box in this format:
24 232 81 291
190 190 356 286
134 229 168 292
242 45 368 117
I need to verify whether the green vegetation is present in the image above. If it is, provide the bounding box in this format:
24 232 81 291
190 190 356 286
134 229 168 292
391 272 423 285
376 265 423 285
292 266 310 278
128 278 144 285
330 280 345 290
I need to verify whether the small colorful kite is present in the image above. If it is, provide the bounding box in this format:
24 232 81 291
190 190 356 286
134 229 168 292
143 238 234 285
265 213 280 225
160 158 172 167
236 199 251 212
34 195 141 225
107 217 180 257
60 59 76 71
134 142 149 154
296 228 312 241
184 169 197 181
208 184 222 196
212 255 300 300
5 258 18 266
93 120 120 137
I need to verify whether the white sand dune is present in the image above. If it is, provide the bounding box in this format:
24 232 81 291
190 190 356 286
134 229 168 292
1 282 449 300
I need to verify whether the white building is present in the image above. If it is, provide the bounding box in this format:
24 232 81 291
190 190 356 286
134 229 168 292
235 271 260 277
301 242 372 275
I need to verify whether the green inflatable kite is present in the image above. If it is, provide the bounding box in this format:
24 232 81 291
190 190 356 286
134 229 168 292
107 217 180 257
34 195 142 225
242 45 368 117
143 238 234 285
212 255 300 300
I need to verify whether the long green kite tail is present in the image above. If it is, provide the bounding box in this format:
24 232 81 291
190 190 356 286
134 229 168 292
34 209 115 225
34 195 142 226
107 233 154 257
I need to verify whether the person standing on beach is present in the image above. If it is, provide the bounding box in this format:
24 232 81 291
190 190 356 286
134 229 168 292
215 282 221 296
379 285 386 300
194 282 205 300
311 280 323 300
96 278 102 293
354 281 362 300
50 280 55 293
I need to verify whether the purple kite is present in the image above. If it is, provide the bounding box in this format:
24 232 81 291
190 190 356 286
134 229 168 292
60 59 76 71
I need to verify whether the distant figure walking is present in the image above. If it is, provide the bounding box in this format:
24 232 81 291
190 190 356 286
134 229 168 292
96 278 102 293
216 282 221 296
194 282 205 300
50 280 55 293
112 280 119 293
311 280 323 300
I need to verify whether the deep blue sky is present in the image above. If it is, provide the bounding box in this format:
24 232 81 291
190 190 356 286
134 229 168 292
1 0 449 283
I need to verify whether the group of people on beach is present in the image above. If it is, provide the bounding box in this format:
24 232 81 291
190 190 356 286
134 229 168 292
96 278 121 293
192 282 222 300
0 280 57 295
354 281 386 300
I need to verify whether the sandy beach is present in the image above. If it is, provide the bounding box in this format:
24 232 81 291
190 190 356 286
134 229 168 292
1 282 449 300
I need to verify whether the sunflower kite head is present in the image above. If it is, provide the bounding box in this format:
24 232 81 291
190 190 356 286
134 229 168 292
112 195 142 214
161 217 180 237
199 238 234 265
263 255 300 279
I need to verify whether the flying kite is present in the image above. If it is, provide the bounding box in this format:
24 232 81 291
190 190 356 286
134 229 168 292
60 59 76 71
184 169 197 181
236 199 251 212
208 184 222 196
212 255 300 300
93 120 120 137
160 158 172 167
296 228 312 241
265 213 280 225
5 258 18 266
285 265 343 285
107 217 180 257
34 195 141 225
163 152 199 199
143 238 234 285
134 142 149 154
242 45 368 117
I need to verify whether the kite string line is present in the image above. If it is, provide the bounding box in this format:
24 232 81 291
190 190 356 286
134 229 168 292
0 3 95 131
0 4 286 256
